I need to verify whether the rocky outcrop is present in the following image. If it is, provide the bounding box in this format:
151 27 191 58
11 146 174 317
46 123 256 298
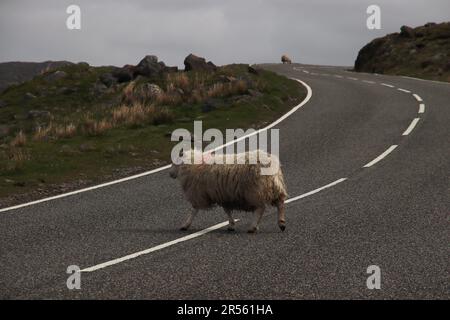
184 54 217 72
354 22 450 82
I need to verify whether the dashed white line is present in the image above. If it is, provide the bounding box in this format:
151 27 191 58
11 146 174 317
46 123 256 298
402 118 420 136
418 103 425 113
381 83 395 88
398 88 411 93
80 178 348 273
362 80 375 84
363 145 398 168
413 94 423 102
347 77 359 80
334 75 343 78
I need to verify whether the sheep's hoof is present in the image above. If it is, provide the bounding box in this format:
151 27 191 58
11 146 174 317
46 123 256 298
247 227 258 233
279 224 286 232
227 226 235 232
180 226 189 231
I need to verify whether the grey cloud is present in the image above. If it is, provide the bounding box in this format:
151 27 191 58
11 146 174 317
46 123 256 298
0 0 449 67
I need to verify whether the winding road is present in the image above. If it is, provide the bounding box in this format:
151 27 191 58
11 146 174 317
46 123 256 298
0 64 449 299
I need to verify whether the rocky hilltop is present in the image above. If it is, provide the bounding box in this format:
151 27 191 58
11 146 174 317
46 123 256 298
354 22 450 82
0 61 73 93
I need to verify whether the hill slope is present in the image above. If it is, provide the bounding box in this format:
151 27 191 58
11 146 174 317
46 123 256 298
0 61 73 93
354 22 450 82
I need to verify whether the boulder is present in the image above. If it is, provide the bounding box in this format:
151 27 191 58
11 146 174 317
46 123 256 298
142 83 163 98
134 55 166 77
184 54 217 72
24 92 37 99
111 67 133 83
248 65 260 75
400 25 415 38
44 70 67 82
99 73 117 87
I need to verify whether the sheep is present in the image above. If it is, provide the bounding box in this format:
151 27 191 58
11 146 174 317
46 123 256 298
169 149 288 233
281 54 292 64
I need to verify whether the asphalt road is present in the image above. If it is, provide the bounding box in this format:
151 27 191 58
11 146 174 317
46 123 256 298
0 64 448 299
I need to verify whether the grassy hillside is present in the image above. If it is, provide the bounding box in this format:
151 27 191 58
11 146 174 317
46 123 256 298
354 22 450 82
0 61 305 205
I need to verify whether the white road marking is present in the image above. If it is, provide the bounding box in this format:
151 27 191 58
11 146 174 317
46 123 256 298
381 83 395 88
0 79 313 213
397 88 411 93
285 178 347 203
334 75 343 78
363 80 375 84
303 70 310 74
413 94 423 102
418 103 425 113
363 145 398 168
310 72 318 75
322 73 330 76
402 118 420 136
347 77 359 80
401 75 450 85
80 221 235 272
80 177 348 273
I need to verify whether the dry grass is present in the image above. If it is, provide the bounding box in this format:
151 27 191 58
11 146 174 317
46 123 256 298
33 124 53 141
155 91 183 106
54 123 77 139
6 148 29 171
166 72 189 91
10 131 27 147
112 103 173 126
83 116 113 136
206 80 248 99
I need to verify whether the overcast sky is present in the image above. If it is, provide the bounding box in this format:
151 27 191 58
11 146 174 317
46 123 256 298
1 0 449 67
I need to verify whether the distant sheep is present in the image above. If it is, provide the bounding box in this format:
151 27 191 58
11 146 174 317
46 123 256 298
169 149 288 233
281 54 292 64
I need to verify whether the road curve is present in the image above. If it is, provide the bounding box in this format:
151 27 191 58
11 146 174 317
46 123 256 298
0 64 448 299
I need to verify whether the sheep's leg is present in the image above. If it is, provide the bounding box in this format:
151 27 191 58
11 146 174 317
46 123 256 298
248 207 265 233
180 208 198 231
225 209 235 231
277 198 286 232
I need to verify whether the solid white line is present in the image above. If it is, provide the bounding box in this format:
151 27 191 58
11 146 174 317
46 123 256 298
80 177 347 273
0 165 172 213
0 79 313 213
418 103 425 113
209 79 312 153
402 118 420 136
381 83 395 88
363 80 375 84
397 88 411 93
80 221 234 272
413 94 423 102
285 178 347 203
363 145 398 168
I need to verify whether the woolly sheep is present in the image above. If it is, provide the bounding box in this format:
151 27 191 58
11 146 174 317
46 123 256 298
169 149 288 233
281 54 292 64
